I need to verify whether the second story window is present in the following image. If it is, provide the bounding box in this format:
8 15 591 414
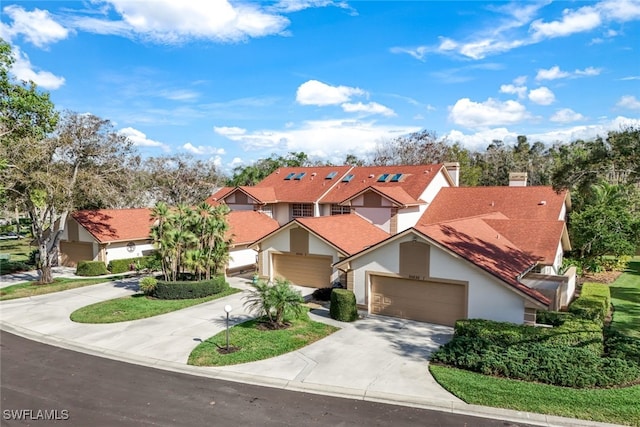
292 203 313 218
331 204 351 215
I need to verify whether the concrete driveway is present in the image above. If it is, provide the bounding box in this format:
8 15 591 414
0 274 460 405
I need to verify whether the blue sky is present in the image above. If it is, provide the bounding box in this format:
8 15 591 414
2 1 639 171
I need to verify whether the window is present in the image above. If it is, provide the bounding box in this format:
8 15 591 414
292 203 313 218
390 173 403 182
284 172 296 180
326 171 338 180
294 172 306 180
377 173 389 182
342 174 354 182
331 204 351 215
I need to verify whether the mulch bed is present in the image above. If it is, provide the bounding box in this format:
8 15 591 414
579 271 623 285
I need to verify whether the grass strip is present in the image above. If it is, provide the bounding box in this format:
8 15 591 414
189 312 338 366
0 276 127 301
609 259 640 339
70 287 242 323
429 365 640 426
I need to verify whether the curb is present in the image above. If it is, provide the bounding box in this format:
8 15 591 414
0 321 623 427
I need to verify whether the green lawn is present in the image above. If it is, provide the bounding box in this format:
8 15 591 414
430 365 640 426
430 257 640 426
0 276 126 301
70 287 241 323
189 312 338 366
609 259 640 339
0 237 36 274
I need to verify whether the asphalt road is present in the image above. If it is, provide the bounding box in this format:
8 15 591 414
0 331 534 427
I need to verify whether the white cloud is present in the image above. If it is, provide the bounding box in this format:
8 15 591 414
528 87 555 105
72 0 290 43
535 65 570 81
445 116 640 150
550 108 585 123
530 6 602 39
183 143 226 155
389 46 429 61
214 126 247 136
215 119 421 160
10 46 65 89
617 95 640 110
598 0 640 21
499 84 527 99
270 0 350 13
448 98 531 129
536 65 601 81
341 101 396 117
2 5 69 47
159 89 199 101
119 127 170 151
296 80 366 106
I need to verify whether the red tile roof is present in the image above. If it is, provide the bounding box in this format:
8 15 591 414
340 185 423 207
205 187 234 205
295 214 390 255
320 164 449 204
482 219 565 265
226 211 279 246
419 186 569 224
255 166 353 203
72 208 154 243
415 219 549 305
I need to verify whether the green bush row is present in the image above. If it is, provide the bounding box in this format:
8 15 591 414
605 329 640 366
535 310 572 327
153 276 228 299
581 282 611 309
432 336 640 388
76 260 109 276
329 289 358 322
107 256 159 274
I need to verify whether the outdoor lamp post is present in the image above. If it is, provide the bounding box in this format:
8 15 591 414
224 304 232 351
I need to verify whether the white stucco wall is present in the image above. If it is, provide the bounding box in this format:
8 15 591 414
105 241 155 262
352 207 390 232
396 206 423 232
273 203 291 225
228 248 257 270
257 227 342 282
419 170 450 205
347 233 527 324
60 222 96 243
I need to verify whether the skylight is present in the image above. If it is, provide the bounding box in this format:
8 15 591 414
294 172 306 180
390 173 403 182
342 174 354 182
377 173 390 182
284 172 296 180
326 171 338 180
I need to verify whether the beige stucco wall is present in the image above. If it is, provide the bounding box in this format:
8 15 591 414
105 241 155 263
348 233 527 324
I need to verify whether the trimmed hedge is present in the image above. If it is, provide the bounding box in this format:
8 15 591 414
535 310 572 327
153 276 228 299
108 256 157 274
76 260 109 276
329 289 358 322
581 282 611 309
312 287 333 301
430 315 640 388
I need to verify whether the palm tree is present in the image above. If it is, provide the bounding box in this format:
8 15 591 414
243 278 304 327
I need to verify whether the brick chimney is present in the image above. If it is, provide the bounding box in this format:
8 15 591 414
509 172 527 187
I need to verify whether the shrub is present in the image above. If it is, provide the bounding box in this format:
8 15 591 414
153 276 229 299
139 277 158 296
605 329 640 366
312 287 333 301
108 256 157 274
536 310 572 327
76 260 109 276
329 289 358 322
243 278 305 326
568 296 608 322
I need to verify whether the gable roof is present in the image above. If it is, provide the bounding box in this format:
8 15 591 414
71 208 153 243
226 211 279 246
320 164 451 204
339 185 424 207
419 186 570 224
252 213 389 256
254 165 353 203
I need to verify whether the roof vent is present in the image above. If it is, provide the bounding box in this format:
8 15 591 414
368 174 375 178
311 172 317 177
539 200 547 206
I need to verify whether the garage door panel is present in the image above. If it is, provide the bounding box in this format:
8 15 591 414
272 253 332 288
60 241 93 267
371 275 465 327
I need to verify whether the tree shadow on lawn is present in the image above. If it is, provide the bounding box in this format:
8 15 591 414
110 277 143 292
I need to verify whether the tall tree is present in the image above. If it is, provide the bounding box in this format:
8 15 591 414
372 130 450 165
142 154 222 205
1 111 138 283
